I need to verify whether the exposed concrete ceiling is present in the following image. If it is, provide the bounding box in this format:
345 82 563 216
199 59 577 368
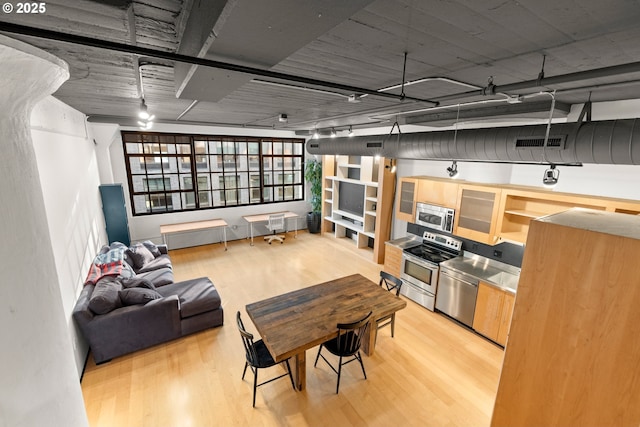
2 0 640 133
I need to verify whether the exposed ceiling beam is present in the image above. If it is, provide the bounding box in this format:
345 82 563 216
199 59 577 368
0 21 439 106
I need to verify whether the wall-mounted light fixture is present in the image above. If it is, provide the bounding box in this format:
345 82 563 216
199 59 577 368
385 158 397 173
446 160 459 178
543 164 559 187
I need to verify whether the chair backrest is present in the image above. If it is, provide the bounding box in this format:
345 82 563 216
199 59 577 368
379 271 403 296
335 311 372 356
267 213 285 230
237 311 259 367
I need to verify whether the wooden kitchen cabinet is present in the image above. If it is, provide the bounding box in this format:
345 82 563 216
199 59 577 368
492 209 640 427
455 184 501 244
496 291 514 346
472 281 514 346
383 243 403 278
396 177 418 222
416 178 459 208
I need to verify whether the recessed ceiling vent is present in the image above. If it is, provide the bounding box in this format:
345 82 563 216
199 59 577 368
514 135 566 150
366 141 383 148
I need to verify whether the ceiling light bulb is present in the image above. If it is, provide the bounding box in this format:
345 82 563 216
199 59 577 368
138 99 149 119
312 130 319 139
330 128 337 138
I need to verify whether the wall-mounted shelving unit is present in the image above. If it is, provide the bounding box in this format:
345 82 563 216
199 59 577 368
321 155 395 264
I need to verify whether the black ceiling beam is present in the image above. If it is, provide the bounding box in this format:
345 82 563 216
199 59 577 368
0 22 439 106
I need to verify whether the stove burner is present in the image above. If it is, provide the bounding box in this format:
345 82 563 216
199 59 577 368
405 244 457 264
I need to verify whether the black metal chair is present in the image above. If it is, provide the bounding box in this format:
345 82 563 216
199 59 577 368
377 271 403 337
314 311 372 394
236 311 295 407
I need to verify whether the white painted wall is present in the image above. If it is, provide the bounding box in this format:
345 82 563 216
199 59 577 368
94 122 312 248
31 96 107 376
0 35 88 427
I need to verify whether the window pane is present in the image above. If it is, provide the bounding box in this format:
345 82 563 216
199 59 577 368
262 141 272 155
197 175 210 190
238 188 250 204
131 175 146 192
126 143 142 153
225 190 238 205
294 184 303 199
273 142 283 155
199 191 212 208
263 172 272 185
263 157 272 170
183 192 196 209
133 195 149 214
181 176 193 190
263 187 273 202
177 144 191 154
248 142 259 154
129 157 145 174
283 142 293 155
209 140 222 154
210 154 223 172
166 157 178 174
212 190 224 206
274 186 284 201
179 156 191 172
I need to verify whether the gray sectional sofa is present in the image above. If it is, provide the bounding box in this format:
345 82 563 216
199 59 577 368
73 241 223 364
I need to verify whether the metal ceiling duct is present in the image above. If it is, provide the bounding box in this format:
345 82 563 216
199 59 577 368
306 119 640 165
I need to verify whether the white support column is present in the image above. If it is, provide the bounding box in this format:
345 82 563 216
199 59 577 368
0 35 89 426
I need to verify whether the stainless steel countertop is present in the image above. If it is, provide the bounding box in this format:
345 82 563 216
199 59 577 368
385 235 422 249
439 252 520 293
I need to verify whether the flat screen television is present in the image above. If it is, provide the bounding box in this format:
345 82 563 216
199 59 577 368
338 181 365 216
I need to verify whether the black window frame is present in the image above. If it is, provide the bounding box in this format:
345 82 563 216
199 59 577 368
122 131 305 216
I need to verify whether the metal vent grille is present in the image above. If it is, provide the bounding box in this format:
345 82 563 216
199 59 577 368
366 142 383 148
514 135 566 149
308 143 319 148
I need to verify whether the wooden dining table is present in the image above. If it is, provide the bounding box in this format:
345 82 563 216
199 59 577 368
245 273 407 391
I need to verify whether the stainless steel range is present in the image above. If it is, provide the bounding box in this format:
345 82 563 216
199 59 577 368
400 231 462 311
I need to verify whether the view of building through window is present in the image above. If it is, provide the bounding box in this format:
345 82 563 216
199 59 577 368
122 132 305 215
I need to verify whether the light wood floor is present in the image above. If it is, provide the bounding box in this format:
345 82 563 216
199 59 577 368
81 231 505 427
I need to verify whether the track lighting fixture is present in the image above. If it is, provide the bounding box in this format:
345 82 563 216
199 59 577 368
348 126 354 137
446 160 458 178
543 164 559 187
330 128 337 138
312 129 319 139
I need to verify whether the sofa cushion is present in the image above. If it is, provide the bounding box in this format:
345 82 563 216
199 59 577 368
119 287 162 305
121 277 156 290
135 254 172 274
156 277 221 318
128 243 156 270
88 277 123 314
142 240 162 257
136 267 174 287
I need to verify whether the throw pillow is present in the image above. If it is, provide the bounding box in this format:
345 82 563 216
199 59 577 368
88 277 123 314
142 240 161 257
128 243 155 270
119 287 162 305
121 277 156 290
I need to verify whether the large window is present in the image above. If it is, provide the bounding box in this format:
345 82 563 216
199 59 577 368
122 132 305 215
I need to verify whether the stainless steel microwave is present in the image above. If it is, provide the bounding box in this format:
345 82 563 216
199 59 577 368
415 202 455 233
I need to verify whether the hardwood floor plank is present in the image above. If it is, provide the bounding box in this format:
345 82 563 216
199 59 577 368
81 232 503 426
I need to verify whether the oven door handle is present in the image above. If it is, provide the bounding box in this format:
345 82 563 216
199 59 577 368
401 278 433 295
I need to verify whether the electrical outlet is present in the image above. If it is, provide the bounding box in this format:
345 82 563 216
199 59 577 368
493 250 502 258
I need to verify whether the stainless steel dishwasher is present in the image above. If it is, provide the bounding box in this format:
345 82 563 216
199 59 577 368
435 265 479 327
